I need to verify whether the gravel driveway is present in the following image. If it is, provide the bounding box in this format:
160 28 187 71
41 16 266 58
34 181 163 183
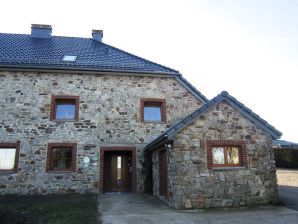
276 169 298 187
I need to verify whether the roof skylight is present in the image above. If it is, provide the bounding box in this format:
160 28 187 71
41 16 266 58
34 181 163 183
62 55 77 62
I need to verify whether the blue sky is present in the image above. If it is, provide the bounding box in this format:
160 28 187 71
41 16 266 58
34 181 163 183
1 0 297 141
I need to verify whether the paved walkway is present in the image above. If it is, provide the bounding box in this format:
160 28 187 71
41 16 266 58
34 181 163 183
279 185 298 210
98 193 298 224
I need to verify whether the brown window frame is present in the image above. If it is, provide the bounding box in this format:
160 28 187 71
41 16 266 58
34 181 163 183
46 143 77 172
0 141 20 173
140 98 166 123
50 95 80 121
206 140 248 169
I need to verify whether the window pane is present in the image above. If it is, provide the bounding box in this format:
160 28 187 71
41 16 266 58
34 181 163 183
227 147 240 164
0 148 16 169
212 147 224 164
53 148 72 159
56 104 75 120
53 159 72 170
144 106 161 121
117 156 122 187
52 148 73 170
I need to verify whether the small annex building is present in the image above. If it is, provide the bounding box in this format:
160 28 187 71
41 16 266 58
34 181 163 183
145 91 282 208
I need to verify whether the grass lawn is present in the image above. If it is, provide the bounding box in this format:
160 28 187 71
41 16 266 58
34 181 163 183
0 194 99 224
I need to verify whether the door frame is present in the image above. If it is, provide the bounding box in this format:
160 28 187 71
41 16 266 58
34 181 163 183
99 147 137 193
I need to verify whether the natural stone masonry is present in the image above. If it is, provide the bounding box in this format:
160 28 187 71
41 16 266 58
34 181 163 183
0 71 202 194
152 102 278 209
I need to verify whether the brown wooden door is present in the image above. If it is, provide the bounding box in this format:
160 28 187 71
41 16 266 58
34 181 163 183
159 149 168 198
103 153 112 192
104 152 131 192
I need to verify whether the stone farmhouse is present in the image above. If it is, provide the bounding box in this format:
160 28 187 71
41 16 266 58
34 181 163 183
0 24 282 209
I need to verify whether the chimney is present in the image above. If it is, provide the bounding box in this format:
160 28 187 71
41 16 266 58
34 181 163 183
92 30 103 42
31 24 52 38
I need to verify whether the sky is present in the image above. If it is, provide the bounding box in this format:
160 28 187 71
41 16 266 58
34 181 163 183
1 0 298 141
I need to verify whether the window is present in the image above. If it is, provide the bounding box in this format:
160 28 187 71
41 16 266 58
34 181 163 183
206 140 248 169
50 95 79 121
140 98 166 122
62 55 77 62
46 143 77 172
212 146 240 166
0 141 20 172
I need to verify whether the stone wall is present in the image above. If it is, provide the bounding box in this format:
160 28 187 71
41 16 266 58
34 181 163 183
0 71 202 194
167 102 278 209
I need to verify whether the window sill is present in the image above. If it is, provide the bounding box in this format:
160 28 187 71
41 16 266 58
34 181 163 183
211 167 247 171
47 171 75 173
142 121 165 124
0 170 17 174
51 119 77 122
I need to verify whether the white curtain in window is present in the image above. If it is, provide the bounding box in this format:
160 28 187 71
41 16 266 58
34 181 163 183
0 148 16 169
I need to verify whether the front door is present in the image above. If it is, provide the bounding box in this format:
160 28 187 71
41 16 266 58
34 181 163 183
104 152 132 192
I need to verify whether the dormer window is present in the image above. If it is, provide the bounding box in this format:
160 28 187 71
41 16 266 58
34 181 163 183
141 98 166 123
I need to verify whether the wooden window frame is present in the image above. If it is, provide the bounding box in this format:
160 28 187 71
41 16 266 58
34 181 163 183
0 141 20 173
206 140 248 169
46 143 77 172
50 95 80 121
140 98 166 123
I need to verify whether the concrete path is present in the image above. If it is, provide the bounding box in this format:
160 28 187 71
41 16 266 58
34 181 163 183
98 193 298 224
279 185 298 211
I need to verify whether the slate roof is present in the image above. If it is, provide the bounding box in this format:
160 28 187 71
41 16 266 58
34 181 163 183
145 91 282 151
0 33 179 75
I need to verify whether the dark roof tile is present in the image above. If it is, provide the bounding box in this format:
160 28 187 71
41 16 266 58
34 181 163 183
0 33 179 74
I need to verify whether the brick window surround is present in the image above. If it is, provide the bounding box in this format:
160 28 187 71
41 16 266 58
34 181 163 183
46 143 77 172
206 140 248 169
100 147 137 193
50 95 80 121
0 141 20 173
140 98 166 122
